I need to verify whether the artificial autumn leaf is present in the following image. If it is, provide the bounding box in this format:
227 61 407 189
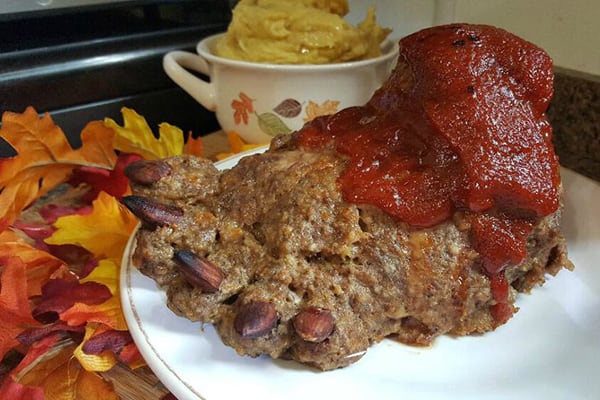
74 323 142 371
69 152 142 202
39 203 93 225
45 191 138 263
184 133 204 157
74 324 118 372
60 259 127 331
0 230 69 297
8 333 119 400
20 181 91 226
0 108 117 230
216 131 266 160
17 321 85 346
303 99 340 122
70 365 119 400
118 342 145 368
106 107 185 160
0 165 76 233
0 378 44 400
10 221 55 242
82 329 132 355
0 256 41 361
32 278 112 320
0 334 61 400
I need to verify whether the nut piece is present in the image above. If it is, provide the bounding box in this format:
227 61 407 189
293 307 334 343
234 301 278 339
125 160 172 185
122 195 183 228
173 250 224 293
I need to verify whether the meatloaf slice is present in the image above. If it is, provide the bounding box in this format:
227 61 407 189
124 143 572 370
123 22 574 370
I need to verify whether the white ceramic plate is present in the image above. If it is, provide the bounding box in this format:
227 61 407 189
120 150 600 400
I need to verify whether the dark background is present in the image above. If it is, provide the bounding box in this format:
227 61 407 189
0 0 234 155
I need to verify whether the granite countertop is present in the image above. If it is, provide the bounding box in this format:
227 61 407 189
548 68 600 182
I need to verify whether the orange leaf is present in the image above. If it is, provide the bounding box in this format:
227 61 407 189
0 256 41 360
0 108 117 230
70 366 119 400
0 230 69 297
231 92 254 126
215 131 265 160
184 132 204 157
7 334 119 400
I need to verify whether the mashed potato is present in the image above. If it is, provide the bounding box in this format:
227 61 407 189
215 0 391 64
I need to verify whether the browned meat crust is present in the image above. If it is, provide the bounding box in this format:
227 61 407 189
124 22 575 371
125 144 572 370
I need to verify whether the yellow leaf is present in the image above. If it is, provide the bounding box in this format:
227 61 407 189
16 339 119 400
82 258 119 295
106 107 184 160
73 324 117 372
45 192 138 263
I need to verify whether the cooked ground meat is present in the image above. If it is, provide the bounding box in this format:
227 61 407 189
125 143 572 370
123 23 574 370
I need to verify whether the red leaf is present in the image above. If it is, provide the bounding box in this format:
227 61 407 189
82 330 133 355
39 203 93 224
69 152 142 202
10 221 55 241
16 321 85 346
5 332 61 381
45 244 94 269
117 342 143 366
32 278 112 321
0 378 44 400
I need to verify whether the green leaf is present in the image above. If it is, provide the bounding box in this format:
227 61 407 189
256 112 292 137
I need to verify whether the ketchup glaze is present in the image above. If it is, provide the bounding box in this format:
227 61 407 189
294 24 560 323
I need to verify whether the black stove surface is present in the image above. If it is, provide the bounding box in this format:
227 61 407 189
0 0 232 155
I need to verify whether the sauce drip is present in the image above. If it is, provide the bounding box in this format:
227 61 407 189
294 24 560 322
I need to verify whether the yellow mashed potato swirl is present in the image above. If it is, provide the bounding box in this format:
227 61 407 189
215 0 391 64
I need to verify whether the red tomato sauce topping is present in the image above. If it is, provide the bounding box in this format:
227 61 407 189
294 24 560 323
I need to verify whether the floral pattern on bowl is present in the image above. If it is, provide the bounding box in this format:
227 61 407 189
230 92 340 138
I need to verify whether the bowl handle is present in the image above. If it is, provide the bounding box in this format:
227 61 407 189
163 51 216 111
